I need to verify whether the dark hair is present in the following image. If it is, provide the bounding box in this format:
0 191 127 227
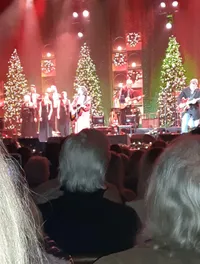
137 147 164 199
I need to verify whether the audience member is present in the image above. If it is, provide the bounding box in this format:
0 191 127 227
24 156 63 204
125 149 145 194
106 151 135 202
45 142 61 179
17 146 32 167
0 139 70 263
127 147 164 223
151 139 167 149
39 129 141 256
96 135 200 264
110 144 122 154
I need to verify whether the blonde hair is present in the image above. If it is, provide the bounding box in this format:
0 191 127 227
0 141 46 264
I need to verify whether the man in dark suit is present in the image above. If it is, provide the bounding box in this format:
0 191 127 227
177 78 200 133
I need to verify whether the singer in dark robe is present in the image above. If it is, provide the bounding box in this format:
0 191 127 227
21 95 36 138
29 84 40 137
58 91 70 137
39 93 53 142
50 85 60 132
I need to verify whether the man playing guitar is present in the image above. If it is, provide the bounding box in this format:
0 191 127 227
177 79 200 133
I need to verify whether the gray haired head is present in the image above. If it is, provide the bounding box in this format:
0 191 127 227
146 135 200 252
59 129 110 192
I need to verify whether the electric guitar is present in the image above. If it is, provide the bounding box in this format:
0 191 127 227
177 97 200 113
120 95 145 109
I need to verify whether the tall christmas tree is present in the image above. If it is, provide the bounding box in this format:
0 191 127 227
158 36 187 127
4 49 28 131
74 43 103 116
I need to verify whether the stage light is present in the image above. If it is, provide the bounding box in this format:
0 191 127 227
46 52 52 58
83 10 90 18
166 22 172 29
26 0 33 8
78 32 84 38
132 62 137 68
117 46 122 51
160 2 166 8
118 83 124 88
73 12 79 18
172 1 179 7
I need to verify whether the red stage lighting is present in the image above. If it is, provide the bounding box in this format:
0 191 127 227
160 2 166 8
73 12 79 18
166 22 172 29
83 10 89 18
131 62 137 68
78 32 83 38
117 46 122 51
172 1 179 7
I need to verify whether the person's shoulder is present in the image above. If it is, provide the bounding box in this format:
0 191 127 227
103 198 138 218
183 87 189 92
95 247 158 264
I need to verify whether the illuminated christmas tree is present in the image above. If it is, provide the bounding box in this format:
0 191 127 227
74 43 104 116
158 36 187 127
4 49 28 131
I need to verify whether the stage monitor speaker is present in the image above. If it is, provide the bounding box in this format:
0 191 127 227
135 128 151 134
165 126 181 133
142 118 159 128
107 134 131 146
3 138 13 145
47 137 65 144
18 138 41 152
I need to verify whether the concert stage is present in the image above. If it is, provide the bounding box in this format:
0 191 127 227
2 126 182 152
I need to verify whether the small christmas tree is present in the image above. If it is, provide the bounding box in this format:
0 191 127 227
74 43 104 116
4 49 28 131
158 36 187 127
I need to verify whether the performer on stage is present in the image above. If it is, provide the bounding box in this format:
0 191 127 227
30 84 40 108
50 85 60 132
178 78 200 133
29 84 40 136
119 79 135 105
58 91 70 137
70 86 91 134
38 93 53 142
109 109 119 127
20 95 37 138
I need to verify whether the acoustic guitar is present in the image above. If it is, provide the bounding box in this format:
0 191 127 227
70 98 91 121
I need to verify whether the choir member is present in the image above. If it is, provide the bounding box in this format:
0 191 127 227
38 93 53 142
58 91 70 137
21 95 37 138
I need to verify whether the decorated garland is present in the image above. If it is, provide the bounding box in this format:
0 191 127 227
41 60 56 74
128 70 143 81
127 33 140 47
113 53 127 67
